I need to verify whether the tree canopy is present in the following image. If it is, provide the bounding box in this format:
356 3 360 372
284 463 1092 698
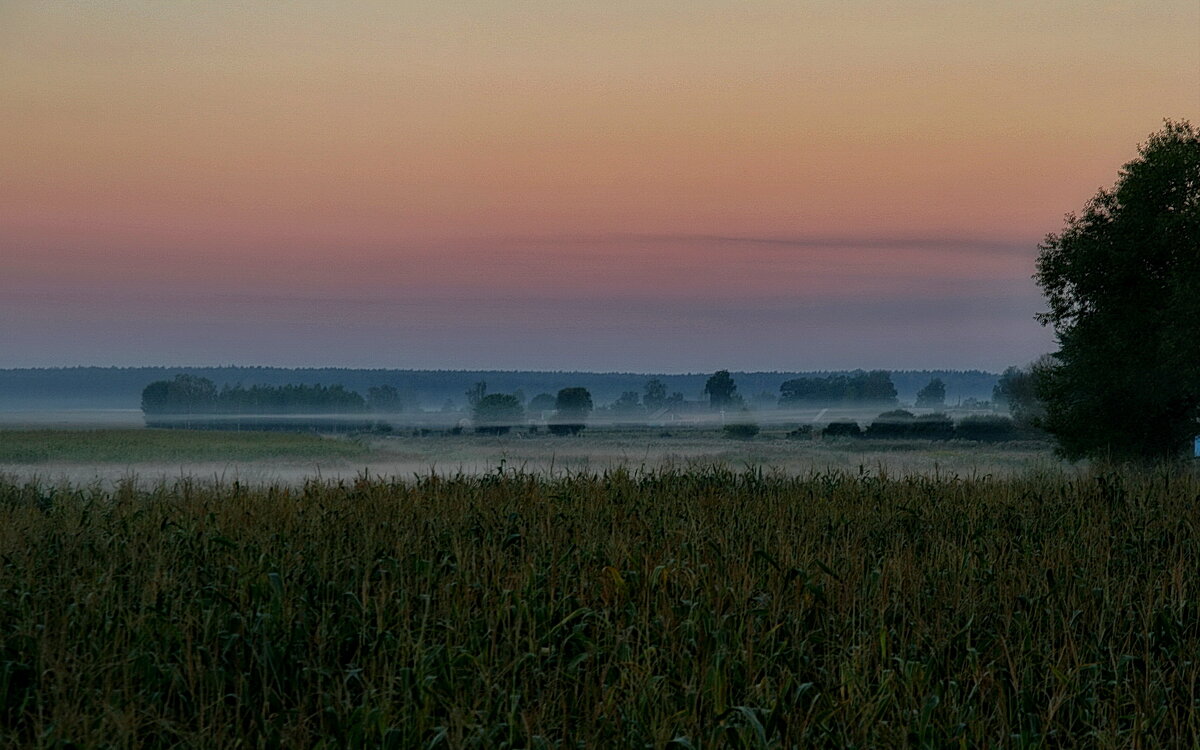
142 375 367 415
550 387 593 435
472 393 524 435
703 370 738 409
779 371 898 406
1034 120 1200 460
554 388 593 419
914 378 946 408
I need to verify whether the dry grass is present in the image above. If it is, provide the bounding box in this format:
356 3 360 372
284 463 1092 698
2 465 1198 747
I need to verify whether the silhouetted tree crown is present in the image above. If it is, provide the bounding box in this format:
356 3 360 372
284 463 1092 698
465 381 487 408
704 370 738 409
550 387 593 435
915 378 946 408
554 387 593 418
472 393 524 434
642 378 667 410
1034 119 1200 460
366 385 407 413
611 391 641 415
992 365 1041 423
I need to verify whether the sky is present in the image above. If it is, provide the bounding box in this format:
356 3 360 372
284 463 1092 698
2 1 1197 372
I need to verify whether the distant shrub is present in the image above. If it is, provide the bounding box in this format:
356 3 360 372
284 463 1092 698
723 423 760 439
865 410 915 439
548 423 585 436
822 421 862 439
956 415 1020 442
786 425 813 440
911 413 955 441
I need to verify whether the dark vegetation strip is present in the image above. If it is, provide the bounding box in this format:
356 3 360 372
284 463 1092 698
0 429 368 464
1 467 1199 746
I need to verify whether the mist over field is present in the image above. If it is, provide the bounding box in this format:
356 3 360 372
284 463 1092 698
0 366 1000 412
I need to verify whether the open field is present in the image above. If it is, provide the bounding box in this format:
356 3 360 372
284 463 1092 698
0 427 1060 486
3 466 1200 746
0 429 369 465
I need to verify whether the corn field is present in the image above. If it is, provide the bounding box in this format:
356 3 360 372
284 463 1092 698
2 466 1199 747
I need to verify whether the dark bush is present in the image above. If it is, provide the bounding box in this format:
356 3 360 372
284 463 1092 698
822 421 862 439
956 415 1020 442
786 425 813 440
722 423 760 439
865 410 915 438
911 413 955 440
548 423 585 436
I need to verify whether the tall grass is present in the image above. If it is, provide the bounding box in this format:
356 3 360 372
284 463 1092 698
0 429 368 464
1 466 1199 747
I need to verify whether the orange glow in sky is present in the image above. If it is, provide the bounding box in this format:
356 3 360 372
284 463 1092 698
2 1 1197 369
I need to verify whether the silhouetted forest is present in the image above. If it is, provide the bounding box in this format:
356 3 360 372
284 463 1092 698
141 376 367 415
0 367 1001 411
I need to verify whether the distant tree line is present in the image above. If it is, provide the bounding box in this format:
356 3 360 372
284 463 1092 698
0 367 1005 412
470 381 595 435
142 375 368 415
778 370 898 405
141 375 413 431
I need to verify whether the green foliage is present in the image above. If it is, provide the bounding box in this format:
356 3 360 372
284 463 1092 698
992 365 1041 423
911 413 955 440
643 378 668 410
865 409 916 439
1034 120 1200 460
472 393 524 435
551 388 593 435
914 377 946 408
142 375 367 418
721 423 759 439
703 370 738 409
554 387 593 417
610 391 642 415
956 415 1021 442
366 385 409 413
780 371 898 405
527 393 557 413
5 468 1200 746
465 381 487 408
821 421 862 439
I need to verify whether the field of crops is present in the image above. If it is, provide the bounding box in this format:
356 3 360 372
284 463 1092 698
0 429 368 464
2 465 1199 747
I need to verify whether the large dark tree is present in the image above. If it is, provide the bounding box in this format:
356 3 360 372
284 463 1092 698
642 378 667 410
703 370 738 409
992 365 1041 424
1034 120 1200 461
550 387 593 435
472 393 524 435
914 378 946 408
